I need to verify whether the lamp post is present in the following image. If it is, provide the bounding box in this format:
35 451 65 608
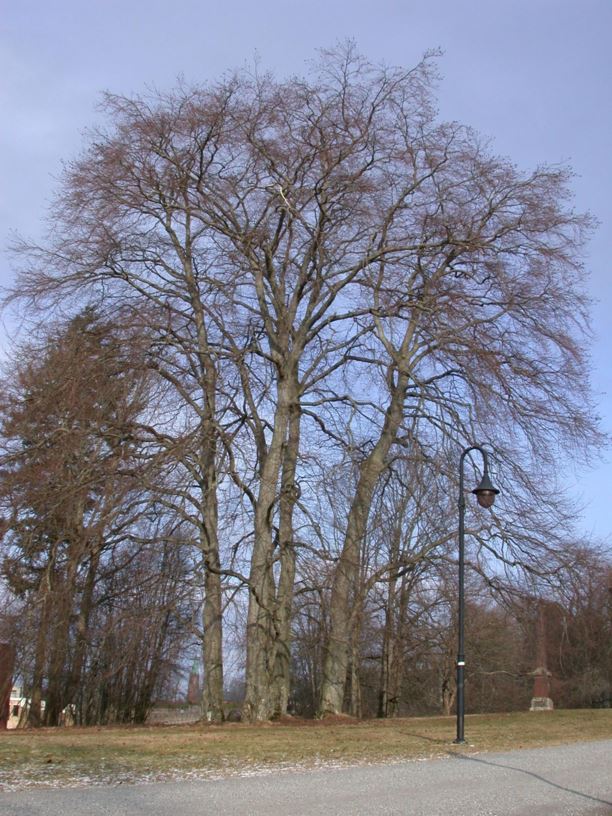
454 445 499 745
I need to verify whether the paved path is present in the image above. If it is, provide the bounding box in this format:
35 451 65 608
2 740 611 815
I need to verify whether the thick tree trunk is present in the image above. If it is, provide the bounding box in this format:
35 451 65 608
201 541 224 722
243 373 294 722
271 400 301 717
319 371 409 716
44 602 72 725
185 250 225 723
242 518 278 721
198 425 225 722
28 586 51 728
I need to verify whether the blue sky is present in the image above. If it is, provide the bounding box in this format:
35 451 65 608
1 0 610 544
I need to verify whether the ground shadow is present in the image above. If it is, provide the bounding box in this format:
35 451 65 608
454 752 612 809
394 730 449 747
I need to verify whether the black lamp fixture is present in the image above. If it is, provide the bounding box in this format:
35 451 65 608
472 468 500 509
454 445 500 745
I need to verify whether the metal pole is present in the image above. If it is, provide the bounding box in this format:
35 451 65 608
454 445 492 744
455 453 467 744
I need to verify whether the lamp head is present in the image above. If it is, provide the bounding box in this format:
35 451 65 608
472 471 500 508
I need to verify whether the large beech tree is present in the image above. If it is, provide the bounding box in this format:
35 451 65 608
9 45 601 720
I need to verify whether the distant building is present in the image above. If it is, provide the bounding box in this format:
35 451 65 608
6 685 47 729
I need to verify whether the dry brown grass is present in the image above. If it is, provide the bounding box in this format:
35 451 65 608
1 709 610 790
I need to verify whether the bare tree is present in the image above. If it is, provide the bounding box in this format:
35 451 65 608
6 44 603 722
315 80 601 713
0 310 153 724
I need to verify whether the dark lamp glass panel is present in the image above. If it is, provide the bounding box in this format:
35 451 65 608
475 489 496 508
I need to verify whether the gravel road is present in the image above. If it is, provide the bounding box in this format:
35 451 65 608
2 739 611 815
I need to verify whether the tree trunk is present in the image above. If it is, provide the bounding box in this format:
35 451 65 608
378 593 396 717
44 603 71 725
388 574 411 717
28 584 51 727
69 546 100 723
319 371 409 716
185 248 225 723
197 438 225 722
271 399 301 717
243 373 294 722
377 510 406 718
347 615 363 717
201 540 224 722
45 550 81 726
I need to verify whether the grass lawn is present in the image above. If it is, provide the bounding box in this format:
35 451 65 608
1 709 610 791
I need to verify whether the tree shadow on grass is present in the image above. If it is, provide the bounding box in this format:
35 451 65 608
454 752 612 810
395 730 450 747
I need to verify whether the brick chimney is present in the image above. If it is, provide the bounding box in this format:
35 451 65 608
0 644 15 729
530 601 553 711
187 660 201 705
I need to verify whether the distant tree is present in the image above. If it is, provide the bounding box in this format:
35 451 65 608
0 309 154 724
75 529 196 724
543 548 612 708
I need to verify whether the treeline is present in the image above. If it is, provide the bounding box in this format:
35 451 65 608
0 45 608 725
0 313 196 724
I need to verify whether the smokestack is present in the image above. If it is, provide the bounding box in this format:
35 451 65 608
0 644 15 729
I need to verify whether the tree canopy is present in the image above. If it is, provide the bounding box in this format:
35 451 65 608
3 45 606 723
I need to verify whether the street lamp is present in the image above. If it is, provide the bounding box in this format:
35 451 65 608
454 445 500 745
